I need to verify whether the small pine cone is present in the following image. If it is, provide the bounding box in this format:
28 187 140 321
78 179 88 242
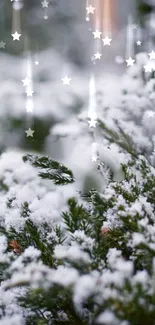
9 240 22 254
101 226 111 235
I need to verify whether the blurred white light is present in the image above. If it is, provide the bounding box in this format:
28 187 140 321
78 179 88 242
13 1 24 11
25 98 34 113
115 56 124 64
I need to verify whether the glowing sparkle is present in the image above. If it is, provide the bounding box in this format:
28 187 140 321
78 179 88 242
148 51 155 60
86 5 95 14
115 56 124 64
88 119 97 128
11 31 21 41
126 57 135 67
25 128 35 137
137 41 141 46
92 30 102 39
62 76 71 85
22 77 31 87
102 36 112 45
25 89 34 97
0 41 6 49
91 155 98 162
147 111 155 117
41 0 49 8
26 98 34 113
143 64 153 73
94 52 102 60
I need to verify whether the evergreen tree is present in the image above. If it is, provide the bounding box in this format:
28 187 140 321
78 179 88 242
0 140 155 324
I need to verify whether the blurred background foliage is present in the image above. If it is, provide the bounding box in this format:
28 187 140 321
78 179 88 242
0 0 155 158
138 0 154 18
1 0 90 67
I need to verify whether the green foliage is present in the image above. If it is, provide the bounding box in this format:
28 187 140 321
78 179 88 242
1 150 155 324
62 197 92 235
137 0 154 27
98 119 138 158
23 154 75 185
138 1 153 15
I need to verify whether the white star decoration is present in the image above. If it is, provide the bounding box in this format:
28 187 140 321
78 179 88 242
35 61 39 65
102 36 112 45
143 64 153 73
26 103 33 113
147 111 155 117
137 41 141 46
126 57 135 67
94 52 102 60
86 5 95 14
25 89 34 97
92 30 102 39
91 155 98 162
41 0 49 8
25 128 35 137
148 51 155 60
22 77 31 87
62 76 71 85
88 119 97 128
86 17 90 22
0 41 6 49
11 31 21 41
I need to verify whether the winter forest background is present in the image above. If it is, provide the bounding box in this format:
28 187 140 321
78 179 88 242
1 0 155 193
1 1 155 325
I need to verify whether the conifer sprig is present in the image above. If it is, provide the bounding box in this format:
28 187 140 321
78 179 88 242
23 154 75 185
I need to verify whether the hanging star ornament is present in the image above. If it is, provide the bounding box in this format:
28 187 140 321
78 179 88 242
148 51 155 60
86 5 95 14
102 36 112 45
143 64 153 73
137 41 141 46
41 0 49 8
25 89 34 97
22 77 31 87
94 52 102 60
11 31 21 41
86 17 90 22
26 104 33 113
126 57 135 67
0 41 6 49
25 128 35 137
92 30 102 39
62 76 71 85
88 119 97 127
91 155 98 162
